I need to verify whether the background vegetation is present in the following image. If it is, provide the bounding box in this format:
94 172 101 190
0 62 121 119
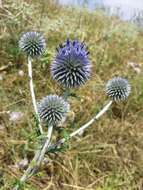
0 0 143 189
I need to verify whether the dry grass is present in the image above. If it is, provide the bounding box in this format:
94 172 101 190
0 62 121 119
0 0 143 189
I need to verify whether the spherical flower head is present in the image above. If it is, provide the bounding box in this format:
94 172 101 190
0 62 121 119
51 39 91 88
37 95 70 126
106 77 131 101
19 31 46 57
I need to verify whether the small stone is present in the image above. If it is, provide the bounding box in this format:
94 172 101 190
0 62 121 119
18 70 24 77
9 111 24 122
127 61 141 74
16 158 28 170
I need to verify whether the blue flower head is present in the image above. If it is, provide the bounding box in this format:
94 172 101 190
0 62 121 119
106 77 131 101
19 31 46 57
51 39 91 88
37 95 70 126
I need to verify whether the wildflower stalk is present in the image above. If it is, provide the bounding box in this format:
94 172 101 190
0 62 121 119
13 125 53 190
48 100 113 151
28 57 43 134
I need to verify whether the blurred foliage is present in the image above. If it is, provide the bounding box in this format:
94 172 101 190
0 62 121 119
0 0 143 189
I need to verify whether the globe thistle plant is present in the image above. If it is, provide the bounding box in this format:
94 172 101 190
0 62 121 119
18 31 46 135
106 77 131 101
19 31 46 57
48 77 131 151
14 32 133 190
37 95 70 126
51 39 91 88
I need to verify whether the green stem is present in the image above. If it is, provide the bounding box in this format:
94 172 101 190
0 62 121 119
13 125 53 190
48 100 113 151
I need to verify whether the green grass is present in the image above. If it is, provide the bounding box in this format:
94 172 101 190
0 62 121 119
0 0 143 189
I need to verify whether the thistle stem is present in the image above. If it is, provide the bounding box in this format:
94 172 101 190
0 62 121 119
28 57 43 134
48 100 113 150
13 125 53 190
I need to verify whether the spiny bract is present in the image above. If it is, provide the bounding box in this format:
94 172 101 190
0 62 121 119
37 95 70 126
106 77 131 101
19 31 46 57
51 39 91 88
